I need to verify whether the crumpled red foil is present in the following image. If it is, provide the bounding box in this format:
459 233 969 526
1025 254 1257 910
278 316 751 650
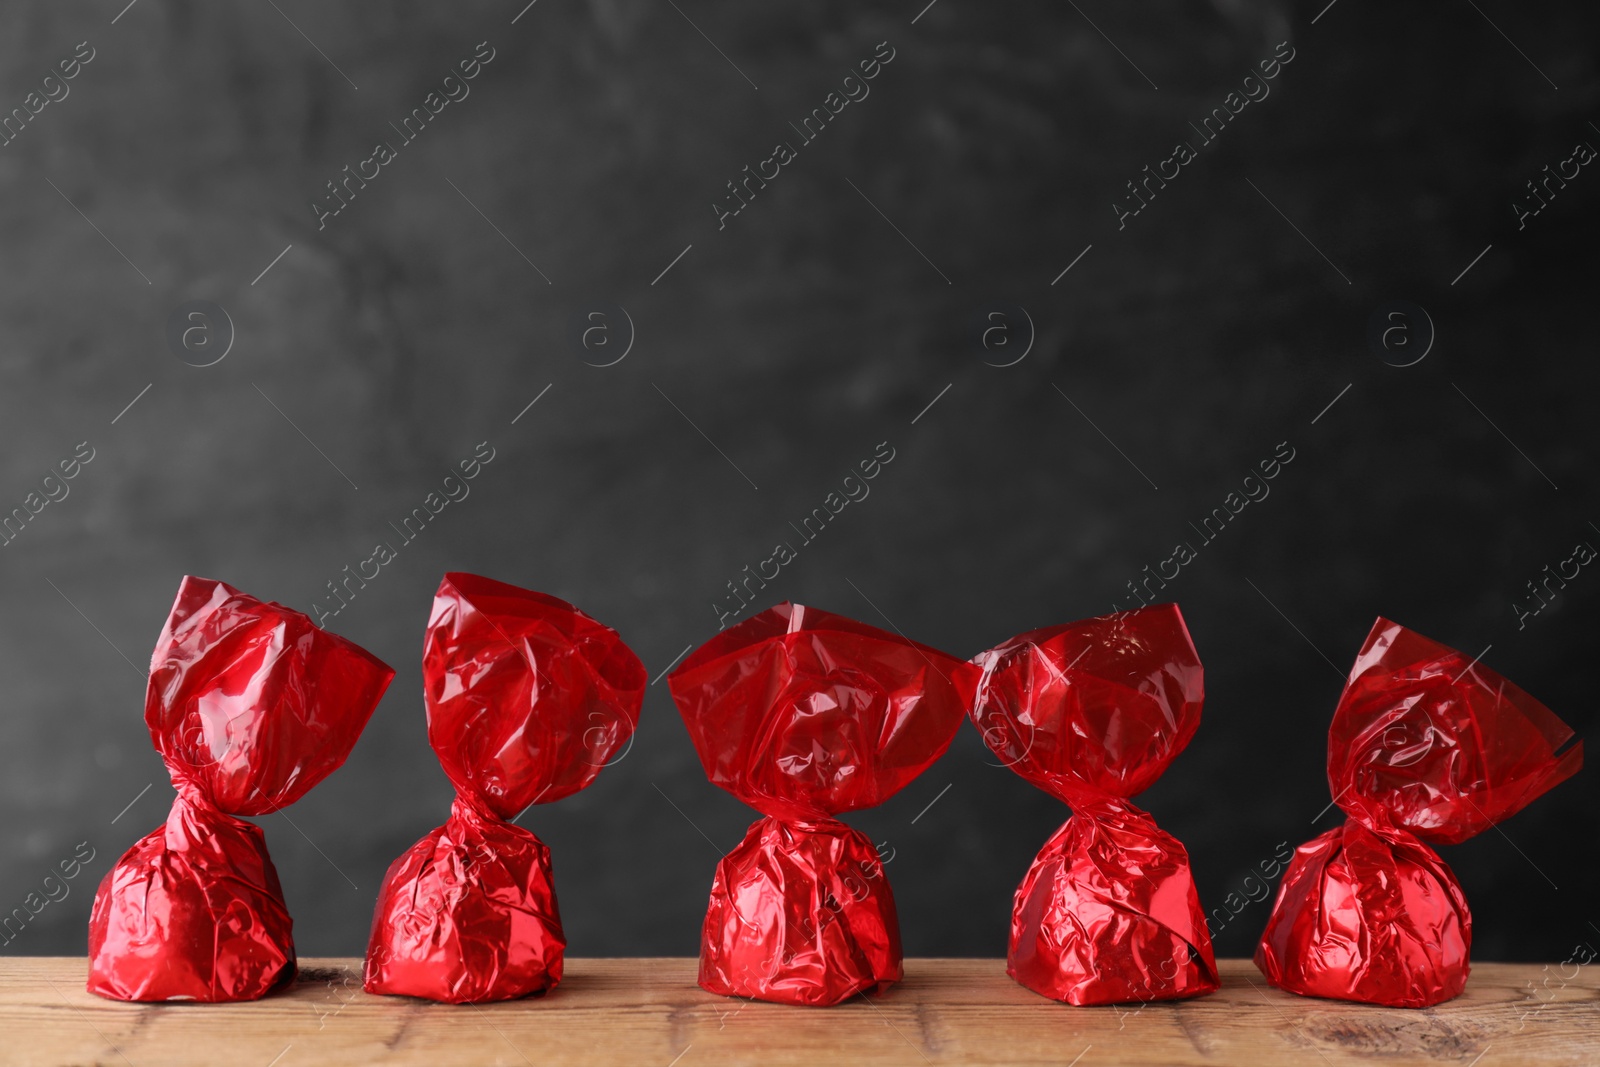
87 576 395 1002
669 603 977 1007
363 573 646 1003
1256 618 1583 1007
970 603 1219 1005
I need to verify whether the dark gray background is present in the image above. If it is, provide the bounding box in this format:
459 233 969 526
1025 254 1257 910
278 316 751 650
1 0 1595 965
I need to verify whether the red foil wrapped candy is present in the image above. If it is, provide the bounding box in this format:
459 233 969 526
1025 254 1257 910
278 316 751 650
1256 618 1582 1007
669 603 977 1007
970 603 1218 1005
87 576 395 1002
363 573 645 1003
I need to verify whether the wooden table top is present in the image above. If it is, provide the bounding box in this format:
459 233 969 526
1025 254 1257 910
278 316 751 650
1 958 1593 1066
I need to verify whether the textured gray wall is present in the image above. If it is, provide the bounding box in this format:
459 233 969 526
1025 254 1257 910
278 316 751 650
1 0 1595 965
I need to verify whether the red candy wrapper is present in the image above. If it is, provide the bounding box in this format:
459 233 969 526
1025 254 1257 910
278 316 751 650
363 573 645 1003
669 603 977 1007
1256 618 1582 1007
87 576 394 1002
970 603 1218 1005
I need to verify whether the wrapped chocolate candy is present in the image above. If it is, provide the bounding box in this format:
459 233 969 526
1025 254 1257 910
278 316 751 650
669 603 977 1007
87 576 395 1002
364 573 645 1003
1256 618 1582 1007
970 603 1218 1005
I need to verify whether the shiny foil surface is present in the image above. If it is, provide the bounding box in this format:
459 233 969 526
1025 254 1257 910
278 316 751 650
971 603 1219 1005
87 576 395 1002
363 573 645 1003
669 603 977 1007
1256 618 1583 1008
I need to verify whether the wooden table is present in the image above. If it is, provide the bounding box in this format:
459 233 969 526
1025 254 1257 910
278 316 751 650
1 958 1594 1066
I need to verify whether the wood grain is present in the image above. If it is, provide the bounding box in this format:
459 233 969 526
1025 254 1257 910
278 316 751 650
1 958 1594 1066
